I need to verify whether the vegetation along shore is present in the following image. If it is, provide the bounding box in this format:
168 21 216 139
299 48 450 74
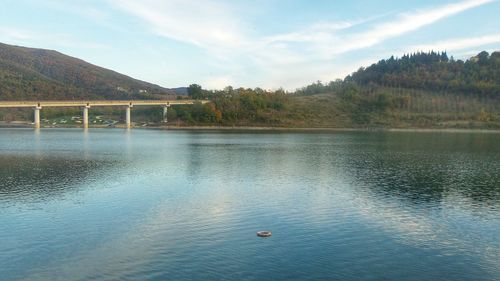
1 42 499 129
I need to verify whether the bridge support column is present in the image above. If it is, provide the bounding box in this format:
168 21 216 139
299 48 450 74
34 106 42 129
163 104 170 123
126 105 133 128
83 105 90 129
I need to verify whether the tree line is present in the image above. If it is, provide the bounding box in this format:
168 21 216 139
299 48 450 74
170 51 499 127
2 51 499 128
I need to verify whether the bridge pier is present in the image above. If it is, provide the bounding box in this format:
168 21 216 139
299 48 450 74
126 105 132 128
163 104 170 123
83 105 90 128
0 100 206 130
34 105 42 129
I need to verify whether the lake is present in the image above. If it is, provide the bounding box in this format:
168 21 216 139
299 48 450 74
0 129 499 280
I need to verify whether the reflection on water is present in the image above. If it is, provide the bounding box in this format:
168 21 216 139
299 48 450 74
0 155 121 205
345 133 500 205
0 129 498 281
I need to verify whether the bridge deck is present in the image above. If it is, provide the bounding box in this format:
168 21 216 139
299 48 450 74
0 100 207 108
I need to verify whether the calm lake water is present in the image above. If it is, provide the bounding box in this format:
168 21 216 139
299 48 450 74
0 129 499 281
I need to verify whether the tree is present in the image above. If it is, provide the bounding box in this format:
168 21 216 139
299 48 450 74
477 51 489 65
187 84 203 99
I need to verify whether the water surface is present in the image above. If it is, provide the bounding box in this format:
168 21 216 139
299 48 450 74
0 129 499 280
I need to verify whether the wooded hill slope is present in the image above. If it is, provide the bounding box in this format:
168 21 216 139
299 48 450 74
0 42 177 100
0 44 499 129
347 51 500 96
181 51 499 128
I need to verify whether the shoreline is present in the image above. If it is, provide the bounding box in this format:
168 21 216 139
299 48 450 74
158 126 500 133
1 122 499 133
154 126 500 133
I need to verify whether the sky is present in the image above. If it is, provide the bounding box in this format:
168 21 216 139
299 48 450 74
1 0 499 90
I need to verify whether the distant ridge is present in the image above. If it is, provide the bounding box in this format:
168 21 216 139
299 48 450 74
0 42 182 100
168 87 188 96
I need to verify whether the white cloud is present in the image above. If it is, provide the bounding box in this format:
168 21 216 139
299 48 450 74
408 34 500 53
0 27 37 41
316 0 495 57
107 0 497 89
109 0 247 51
203 75 235 89
260 20 355 45
0 27 108 50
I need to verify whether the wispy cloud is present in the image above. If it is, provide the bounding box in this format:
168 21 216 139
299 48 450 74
106 0 496 89
203 75 235 89
109 0 247 51
0 27 37 42
316 0 495 57
0 27 108 50
1 0 497 89
408 34 500 53
260 20 357 45
41 0 111 22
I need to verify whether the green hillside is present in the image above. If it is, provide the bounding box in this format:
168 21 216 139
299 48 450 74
0 42 176 100
289 51 500 128
0 44 499 129
346 51 500 96
175 51 499 129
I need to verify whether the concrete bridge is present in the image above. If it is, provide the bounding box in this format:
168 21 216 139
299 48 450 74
0 100 208 128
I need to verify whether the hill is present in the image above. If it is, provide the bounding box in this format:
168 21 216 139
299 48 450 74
0 45 498 129
175 51 499 129
345 51 500 97
0 42 178 100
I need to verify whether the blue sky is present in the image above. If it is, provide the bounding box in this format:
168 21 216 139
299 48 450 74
1 0 499 90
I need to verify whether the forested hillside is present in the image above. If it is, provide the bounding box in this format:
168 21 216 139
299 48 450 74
0 45 499 129
0 42 176 100
173 51 499 128
346 51 500 96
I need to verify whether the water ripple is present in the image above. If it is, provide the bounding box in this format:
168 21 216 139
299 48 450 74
0 129 498 280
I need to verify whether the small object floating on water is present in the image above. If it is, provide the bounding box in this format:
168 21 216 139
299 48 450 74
257 231 272 237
